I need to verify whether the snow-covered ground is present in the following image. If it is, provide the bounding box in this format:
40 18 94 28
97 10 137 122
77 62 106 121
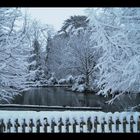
0 111 139 133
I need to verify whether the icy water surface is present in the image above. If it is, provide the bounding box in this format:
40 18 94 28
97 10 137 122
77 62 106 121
11 87 140 112
12 87 105 106
12 87 107 108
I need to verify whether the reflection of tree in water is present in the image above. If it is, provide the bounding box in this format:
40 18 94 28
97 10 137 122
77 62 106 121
35 90 42 105
23 89 36 105
71 94 81 106
111 93 140 111
13 87 134 111
78 99 85 106
83 93 90 107
13 88 103 107
74 92 90 107
72 93 80 106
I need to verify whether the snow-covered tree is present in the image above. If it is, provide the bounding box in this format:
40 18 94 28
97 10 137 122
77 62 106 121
67 28 97 89
0 8 30 103
28 39 44 82
86 8 140 104
46 33 70 79
47 15 93 81
59 15 99 90
26 22 43 84
26 19 55 85
59 15 89 35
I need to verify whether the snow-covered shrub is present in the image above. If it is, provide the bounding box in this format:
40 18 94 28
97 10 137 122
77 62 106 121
66 75 74 84
72 83 86 92
71 75 88 92
48 76 58 86
40 80 48 85
77 84 86 92
75 75 85 85
72 83 79 91
58 79 67 85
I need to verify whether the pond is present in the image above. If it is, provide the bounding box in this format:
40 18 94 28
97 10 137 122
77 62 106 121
10 87 127 112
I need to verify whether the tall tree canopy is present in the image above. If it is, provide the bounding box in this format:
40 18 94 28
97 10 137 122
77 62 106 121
87 8 140 103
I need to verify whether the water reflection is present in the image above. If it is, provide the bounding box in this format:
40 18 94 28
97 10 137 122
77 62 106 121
12 87 106 107
12 87 140 112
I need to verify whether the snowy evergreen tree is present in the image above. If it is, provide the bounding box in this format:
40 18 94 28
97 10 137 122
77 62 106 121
26 22 44 85
47 33 70 79
59 15 88 35
27 39 45 83
26 20 54 86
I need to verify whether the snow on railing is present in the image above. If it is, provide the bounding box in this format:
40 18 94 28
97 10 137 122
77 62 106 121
0 111 139 133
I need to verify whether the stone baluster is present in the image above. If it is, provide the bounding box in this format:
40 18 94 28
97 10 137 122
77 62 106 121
101 117 107 133
94 116 99 133
87 117 92 133
137 116 140 133
29 119 35 133
0 119 6 133
51 118 57 133
43 118 50 133
72 118 78 133
22 119 27 133
80 117 86 133
65 118 71 133
116 117 121 132
108 116 114 133
36 119 42 133
130 115 135 133
123 117 128 133
14 119 20 133
58 118 64 133
7 119 13 133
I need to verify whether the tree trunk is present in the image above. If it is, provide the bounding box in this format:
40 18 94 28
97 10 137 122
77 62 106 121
85 72 90 90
